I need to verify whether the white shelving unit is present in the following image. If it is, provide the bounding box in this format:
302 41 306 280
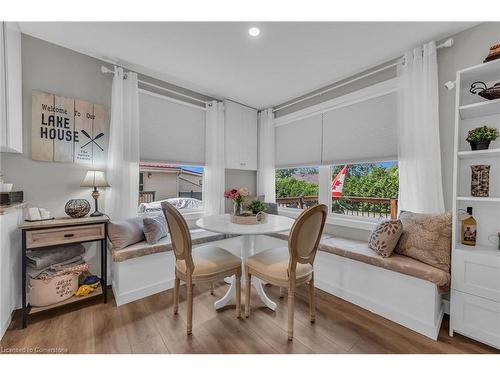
450 59 500 350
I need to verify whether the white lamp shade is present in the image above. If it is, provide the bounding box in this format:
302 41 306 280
80 171 110 188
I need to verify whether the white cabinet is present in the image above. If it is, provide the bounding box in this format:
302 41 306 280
0 22 23 153
450 59 500 350
224 100 257 170
0 205 24 339
451 290 500 350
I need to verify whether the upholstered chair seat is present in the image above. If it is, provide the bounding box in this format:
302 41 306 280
245 247 313 283
175 245 241 278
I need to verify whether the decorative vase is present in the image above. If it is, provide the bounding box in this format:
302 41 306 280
469 140 491 151
233 202 242 216
470 165 490 197
65 199 91 218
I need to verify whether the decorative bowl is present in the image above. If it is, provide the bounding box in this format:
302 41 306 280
65 199 91 218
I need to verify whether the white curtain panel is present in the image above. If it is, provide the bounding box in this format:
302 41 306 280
397 41 445 214
257 108 276 202
203 101 225 215
104 67 140 220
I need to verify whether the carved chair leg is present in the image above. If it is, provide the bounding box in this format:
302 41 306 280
279 287 284 298
173 276 180 315
288 283 296 341
209 282 215 295
186 280 193 335
245 268 252 318
309 273 316 323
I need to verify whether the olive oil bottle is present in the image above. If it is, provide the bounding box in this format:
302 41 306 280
461 207 477 246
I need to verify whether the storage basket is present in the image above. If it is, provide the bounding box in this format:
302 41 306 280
29 273 78 307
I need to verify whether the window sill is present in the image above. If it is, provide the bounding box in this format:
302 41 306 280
278 207 376 231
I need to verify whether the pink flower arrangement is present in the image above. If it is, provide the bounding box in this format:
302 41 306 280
224 188 240 200
224 187 250 214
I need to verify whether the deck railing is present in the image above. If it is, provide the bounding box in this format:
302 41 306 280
276 195 398 219
139 191 156 204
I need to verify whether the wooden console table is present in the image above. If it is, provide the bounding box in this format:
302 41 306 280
19 216 109 328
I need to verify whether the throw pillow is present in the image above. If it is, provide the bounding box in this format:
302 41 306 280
395 211 452 271
108 217 145 249
368 219 403 257
143 215 169 244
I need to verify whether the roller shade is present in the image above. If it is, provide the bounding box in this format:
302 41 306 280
321 92 397 165
275 113 322 167
139 92 206 165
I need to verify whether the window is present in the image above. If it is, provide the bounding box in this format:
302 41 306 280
275 167 319 209
331 162 398 219
138 162 204 214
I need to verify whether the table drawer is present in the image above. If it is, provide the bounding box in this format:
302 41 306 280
26 224 105 249
452 248 500 302
451 290 500 349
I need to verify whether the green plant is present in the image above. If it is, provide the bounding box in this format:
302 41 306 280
247 199 266 214
466 126 499 143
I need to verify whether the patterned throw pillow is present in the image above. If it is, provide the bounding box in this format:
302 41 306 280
143 215 169 244
395 211 452 271
368 219 404 257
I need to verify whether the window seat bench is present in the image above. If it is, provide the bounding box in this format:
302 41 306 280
110 228 447 340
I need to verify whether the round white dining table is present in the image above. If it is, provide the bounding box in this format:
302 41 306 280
196 213 295 311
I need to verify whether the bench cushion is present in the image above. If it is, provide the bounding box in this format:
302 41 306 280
112 229 226 262
319 237 450 289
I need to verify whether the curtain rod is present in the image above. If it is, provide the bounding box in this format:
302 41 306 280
100 65 209 106
272 38 454 113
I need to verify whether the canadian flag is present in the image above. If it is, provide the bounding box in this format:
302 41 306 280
331 165 348 197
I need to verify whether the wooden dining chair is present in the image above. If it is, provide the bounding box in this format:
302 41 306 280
244 204 328 340
162 201 242 335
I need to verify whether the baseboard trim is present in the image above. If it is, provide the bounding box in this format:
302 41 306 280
113 277 175 307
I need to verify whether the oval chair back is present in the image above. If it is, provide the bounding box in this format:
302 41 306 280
161 201 194 273
288 204 328 272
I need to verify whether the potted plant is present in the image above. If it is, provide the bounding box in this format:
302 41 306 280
247 199 266 215
224 187 250 216
466 126 499 150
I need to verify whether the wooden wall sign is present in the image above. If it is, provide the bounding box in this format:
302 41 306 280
31 90 110 166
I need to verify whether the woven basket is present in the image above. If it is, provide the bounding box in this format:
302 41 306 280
29 274 78 307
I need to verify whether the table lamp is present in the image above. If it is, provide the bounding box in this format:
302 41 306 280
80 170 110 217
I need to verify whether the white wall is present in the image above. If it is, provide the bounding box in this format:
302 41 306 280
225 169 257 213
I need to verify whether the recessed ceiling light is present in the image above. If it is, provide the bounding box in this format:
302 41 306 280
248 27 260 37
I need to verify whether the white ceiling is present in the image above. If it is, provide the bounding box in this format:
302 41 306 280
19 22 477 109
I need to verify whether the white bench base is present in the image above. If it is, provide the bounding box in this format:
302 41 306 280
111 235 443 340
314 250 444 340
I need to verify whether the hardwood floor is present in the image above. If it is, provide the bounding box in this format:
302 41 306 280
1 282 498 354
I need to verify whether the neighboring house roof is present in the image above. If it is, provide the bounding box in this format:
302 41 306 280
140 162 202 177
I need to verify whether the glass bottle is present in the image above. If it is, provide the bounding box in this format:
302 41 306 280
461 207 477 246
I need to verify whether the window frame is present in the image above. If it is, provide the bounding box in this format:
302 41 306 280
138 161 206 218
275 162 398 231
